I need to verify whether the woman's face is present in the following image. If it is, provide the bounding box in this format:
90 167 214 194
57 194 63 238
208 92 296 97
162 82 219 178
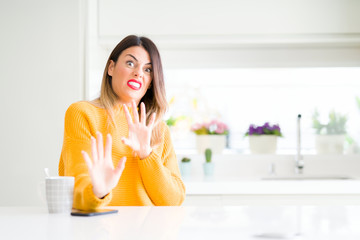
108 46 153 105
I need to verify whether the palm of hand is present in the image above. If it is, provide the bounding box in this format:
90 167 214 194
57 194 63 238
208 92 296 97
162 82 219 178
88 155 120 197
81 132 126 199
126 122 151 152
122 101 156 159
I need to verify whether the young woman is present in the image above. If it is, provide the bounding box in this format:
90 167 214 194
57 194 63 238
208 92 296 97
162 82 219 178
59 35 185 210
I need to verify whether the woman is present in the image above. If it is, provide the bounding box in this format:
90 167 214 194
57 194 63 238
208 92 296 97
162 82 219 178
58 35 185 210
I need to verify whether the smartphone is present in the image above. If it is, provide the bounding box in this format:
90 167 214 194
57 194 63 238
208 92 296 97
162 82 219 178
71 208 118 217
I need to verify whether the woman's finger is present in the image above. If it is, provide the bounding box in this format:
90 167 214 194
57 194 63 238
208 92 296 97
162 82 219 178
148 112 156 128
123 104 133 125
140 102 146 125
96 132 104 161
104 133 112 163
121 137 132 148
114 157 127 177
81 150 93 170
91 136 98 163
132 100 139 123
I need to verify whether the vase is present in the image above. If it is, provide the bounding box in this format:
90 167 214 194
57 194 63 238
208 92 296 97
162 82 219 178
196 135 226 154
179 162 191 177
203 162 214 177
249 135 278 154
315 134 345 154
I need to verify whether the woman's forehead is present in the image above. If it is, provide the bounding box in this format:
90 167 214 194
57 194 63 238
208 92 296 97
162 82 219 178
121 46 151 63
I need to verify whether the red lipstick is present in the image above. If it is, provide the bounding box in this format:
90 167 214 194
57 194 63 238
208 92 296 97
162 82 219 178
127 79 142 90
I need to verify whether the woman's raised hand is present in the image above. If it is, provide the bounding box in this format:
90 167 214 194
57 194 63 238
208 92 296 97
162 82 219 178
122 101 156 159
81 132 126 199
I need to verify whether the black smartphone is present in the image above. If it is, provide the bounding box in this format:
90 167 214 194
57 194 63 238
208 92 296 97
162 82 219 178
71 208 118 217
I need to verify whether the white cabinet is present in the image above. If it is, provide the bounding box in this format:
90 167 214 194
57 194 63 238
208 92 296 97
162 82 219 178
95 0 360 68
99 0 360 35
98 0 360 46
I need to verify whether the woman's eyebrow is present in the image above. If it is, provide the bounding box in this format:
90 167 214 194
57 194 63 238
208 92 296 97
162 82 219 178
126 54 152 65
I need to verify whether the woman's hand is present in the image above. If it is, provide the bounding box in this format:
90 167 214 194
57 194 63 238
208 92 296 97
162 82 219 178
122 101 156 159
81 132 126 199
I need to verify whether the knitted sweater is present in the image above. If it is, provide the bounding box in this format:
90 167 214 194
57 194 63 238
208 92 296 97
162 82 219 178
58 101 185 209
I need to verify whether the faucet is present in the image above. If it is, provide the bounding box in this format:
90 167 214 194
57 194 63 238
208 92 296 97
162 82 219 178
295 114 304 174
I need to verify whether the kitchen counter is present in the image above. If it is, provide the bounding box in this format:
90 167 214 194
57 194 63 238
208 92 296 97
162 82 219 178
1 206 360 240
182 178 360 206
184 178 360 195
175 153 360 205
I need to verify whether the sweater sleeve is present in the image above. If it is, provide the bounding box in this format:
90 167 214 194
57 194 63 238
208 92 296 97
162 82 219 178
59 102 112 210
137 123 186 206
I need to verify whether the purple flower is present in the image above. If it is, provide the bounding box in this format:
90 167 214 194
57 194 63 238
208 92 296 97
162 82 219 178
249 124 256 135
245 122 282 137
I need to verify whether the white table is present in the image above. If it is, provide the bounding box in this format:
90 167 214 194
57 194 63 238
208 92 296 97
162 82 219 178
1 206 360 240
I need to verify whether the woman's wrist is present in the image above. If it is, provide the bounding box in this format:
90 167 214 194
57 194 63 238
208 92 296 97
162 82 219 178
138 146 152 160
92 186 109 199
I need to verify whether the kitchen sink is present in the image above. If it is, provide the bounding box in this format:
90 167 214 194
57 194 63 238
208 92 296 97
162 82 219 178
261 175 354 180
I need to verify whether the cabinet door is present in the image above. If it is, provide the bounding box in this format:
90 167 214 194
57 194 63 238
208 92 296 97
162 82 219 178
99 0 360 38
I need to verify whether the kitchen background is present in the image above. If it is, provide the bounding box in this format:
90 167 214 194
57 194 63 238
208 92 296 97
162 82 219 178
0 0 359 206
88 0 360 153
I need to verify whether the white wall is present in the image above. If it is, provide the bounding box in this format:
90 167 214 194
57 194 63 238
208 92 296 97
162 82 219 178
0 0 84 206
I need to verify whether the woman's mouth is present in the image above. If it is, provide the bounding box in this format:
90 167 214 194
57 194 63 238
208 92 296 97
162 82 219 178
127 79 142 90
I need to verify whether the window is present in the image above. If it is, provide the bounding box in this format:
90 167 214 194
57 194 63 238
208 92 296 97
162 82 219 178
164 67 360 153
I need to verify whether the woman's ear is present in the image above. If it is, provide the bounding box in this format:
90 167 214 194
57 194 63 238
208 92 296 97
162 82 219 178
108 60 114 76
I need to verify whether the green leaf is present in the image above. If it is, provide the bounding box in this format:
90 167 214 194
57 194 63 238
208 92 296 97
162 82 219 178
312 109 347 135
181 157 191 162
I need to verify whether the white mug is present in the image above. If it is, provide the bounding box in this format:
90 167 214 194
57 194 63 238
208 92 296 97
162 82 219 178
45 176 74 214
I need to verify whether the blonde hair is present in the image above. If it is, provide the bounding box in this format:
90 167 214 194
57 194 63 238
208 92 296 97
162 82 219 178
93 35 167 147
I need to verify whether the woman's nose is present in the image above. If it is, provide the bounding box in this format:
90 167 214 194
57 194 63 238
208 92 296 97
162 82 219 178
133 67 143 78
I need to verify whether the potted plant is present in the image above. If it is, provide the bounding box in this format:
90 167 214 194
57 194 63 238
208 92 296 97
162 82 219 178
245 122 282 154
191 120 229 154
312 109 348 154
203 148 214 177
179 157 191 178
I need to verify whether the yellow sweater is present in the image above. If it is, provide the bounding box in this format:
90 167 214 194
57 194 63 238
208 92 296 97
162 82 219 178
58 101 185 209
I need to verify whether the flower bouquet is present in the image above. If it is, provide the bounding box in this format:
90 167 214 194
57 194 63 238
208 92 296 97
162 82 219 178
245 122 282 154
245 122 282 137
191 120 229 154
191 120 229 135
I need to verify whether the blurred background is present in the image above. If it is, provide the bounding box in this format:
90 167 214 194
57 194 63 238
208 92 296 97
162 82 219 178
87 0 360 153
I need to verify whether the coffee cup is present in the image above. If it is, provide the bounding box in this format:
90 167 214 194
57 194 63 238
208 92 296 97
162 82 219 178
45 176 74 214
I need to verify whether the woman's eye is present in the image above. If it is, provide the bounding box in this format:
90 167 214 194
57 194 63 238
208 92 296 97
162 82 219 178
145 68 152 73
126 61 134 67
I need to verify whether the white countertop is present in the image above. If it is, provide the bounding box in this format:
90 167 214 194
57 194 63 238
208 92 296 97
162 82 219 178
176 153 360 197
1 206 360 240
183 178 360 195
